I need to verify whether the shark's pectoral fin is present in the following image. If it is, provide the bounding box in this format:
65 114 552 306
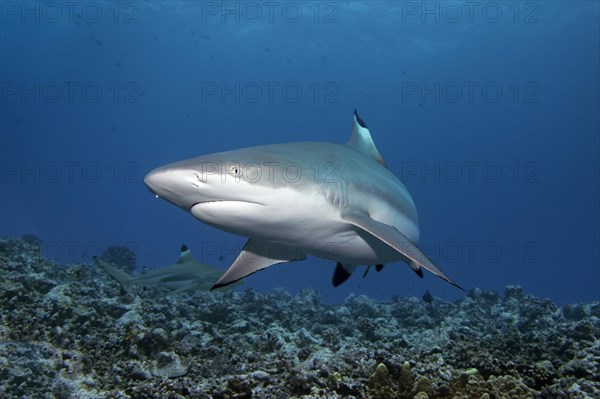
211 239 306 290
340 209 464 290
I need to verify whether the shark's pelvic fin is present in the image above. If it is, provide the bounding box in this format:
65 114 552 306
211 239 306 290
332 262 356 287
177 244 194 264
341 208 464 290
346 109 386 167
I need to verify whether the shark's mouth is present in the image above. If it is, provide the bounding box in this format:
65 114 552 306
190 200 265 220
192 200 264 208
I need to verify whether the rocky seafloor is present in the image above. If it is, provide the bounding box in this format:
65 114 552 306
1 237 599 399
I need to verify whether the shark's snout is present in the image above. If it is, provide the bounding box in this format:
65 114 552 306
143 169 164 196
144 167 201 209
144 165 214 211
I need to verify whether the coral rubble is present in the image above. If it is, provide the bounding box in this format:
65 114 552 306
1 237 599 398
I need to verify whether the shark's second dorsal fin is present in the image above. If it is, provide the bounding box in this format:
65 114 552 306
177 244 194 264
346 109 386 167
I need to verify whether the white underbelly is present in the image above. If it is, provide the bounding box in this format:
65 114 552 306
193 187 414 266
259 193 412 265
301 228 404 265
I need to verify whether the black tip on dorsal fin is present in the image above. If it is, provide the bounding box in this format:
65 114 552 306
332 262 352 287
354 109 368 129
177 244 194 264
375 264 384 272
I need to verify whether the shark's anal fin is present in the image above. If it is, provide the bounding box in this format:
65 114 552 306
211 239 306 290
341 209 464 291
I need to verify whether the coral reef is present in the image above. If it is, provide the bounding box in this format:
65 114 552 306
21 233 43 247
99 244 137 273
1 237 599 398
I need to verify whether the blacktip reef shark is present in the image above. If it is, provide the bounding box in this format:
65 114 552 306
94 245 235 292
144 110 463 291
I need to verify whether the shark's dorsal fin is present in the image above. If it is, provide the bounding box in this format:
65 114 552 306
347 109 386 167
177 244 194 264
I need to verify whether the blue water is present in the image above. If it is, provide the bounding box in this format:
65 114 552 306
1 1 598 304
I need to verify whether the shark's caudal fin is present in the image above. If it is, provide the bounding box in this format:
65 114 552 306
346 109 386 167
341 208 464 290
94 257 133 289
211 239 306 289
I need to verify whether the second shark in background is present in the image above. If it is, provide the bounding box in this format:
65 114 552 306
94 245 236 293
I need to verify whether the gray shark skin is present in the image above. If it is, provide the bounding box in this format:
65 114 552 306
144 110 463 290
94 245 234 292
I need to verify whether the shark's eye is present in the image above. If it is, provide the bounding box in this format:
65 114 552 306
229 165 241 177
